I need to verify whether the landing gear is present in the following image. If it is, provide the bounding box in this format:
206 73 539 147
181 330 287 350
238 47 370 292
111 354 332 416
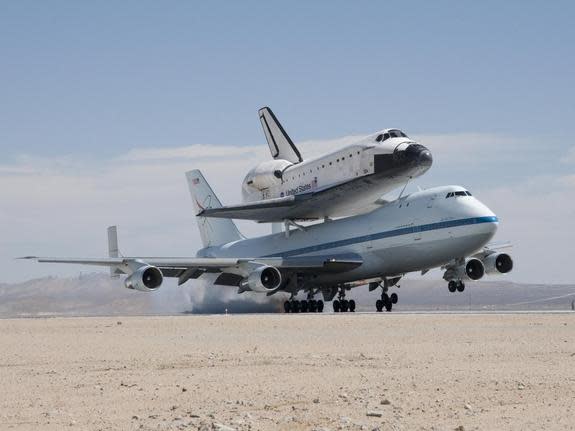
448 280 465 293
284 296 324 313
375 282 398 312
333 288 355 313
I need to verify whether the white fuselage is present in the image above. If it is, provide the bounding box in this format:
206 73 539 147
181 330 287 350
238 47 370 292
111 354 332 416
241 130 433 218
199 185 498 286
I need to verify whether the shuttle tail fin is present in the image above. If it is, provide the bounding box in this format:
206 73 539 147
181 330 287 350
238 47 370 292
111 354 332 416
185 170 244 248
258 107 303 163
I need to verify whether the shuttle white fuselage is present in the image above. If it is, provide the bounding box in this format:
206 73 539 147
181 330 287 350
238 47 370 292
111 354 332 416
241 133 432 219
199 107 433 222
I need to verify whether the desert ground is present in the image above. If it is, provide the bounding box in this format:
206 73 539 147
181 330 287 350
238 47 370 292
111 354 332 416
0 314 574 431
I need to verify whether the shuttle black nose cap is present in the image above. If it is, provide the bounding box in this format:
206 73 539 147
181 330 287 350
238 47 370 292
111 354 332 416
395 143 433 167
418 147 433 167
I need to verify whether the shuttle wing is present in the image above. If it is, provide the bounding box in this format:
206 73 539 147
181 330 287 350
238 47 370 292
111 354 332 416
199 175 385 222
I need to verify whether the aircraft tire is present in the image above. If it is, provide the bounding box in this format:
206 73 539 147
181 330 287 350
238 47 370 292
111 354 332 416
390 293 398 304
333 300 340 313
317 300 324 313
448 281 457 292
284 301 291 313
457 281 465 292
300 300 309 313
341 300 349 312
309 300 317 312
376 299 384 312
292 300 300 313
385 301 392 312
348 299 356 312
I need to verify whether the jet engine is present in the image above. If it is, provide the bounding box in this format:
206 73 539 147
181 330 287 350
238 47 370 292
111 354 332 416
444 258 485 281
124 265 163 292
482 253 513 274
244 266 283 292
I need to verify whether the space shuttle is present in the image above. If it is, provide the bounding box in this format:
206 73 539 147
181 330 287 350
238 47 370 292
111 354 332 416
199 107 433 223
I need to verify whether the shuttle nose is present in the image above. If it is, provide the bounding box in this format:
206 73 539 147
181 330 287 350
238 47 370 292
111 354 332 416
394 143 433 168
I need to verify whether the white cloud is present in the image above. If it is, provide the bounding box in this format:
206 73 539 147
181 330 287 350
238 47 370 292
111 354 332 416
0 133 572 285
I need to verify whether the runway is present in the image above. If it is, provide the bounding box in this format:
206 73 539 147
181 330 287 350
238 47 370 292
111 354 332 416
1 313 574 430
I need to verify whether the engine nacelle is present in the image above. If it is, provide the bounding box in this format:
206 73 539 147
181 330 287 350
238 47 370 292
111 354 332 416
482 253 513 274
124 265 163 292
245 266 282 292
444 258 485 281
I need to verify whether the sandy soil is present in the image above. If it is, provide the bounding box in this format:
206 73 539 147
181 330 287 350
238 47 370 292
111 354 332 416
0 313 574 431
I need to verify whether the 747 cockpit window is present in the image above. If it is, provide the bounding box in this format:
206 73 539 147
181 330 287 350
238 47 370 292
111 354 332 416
446 191 472 198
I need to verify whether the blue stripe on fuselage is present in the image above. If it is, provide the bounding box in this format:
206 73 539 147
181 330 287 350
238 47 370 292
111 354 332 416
264 216 498 258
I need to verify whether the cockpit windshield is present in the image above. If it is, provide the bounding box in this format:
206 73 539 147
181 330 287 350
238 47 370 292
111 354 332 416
375 129 408 142
446 191 472 198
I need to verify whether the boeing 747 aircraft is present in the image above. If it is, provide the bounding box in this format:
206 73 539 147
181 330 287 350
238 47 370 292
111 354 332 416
23 170 513 313
198 107 433 223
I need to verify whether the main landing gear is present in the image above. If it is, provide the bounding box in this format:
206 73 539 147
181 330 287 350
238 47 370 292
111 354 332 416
332 288 355 313
374 282 399 312
284 297 324 313
447 280 465 293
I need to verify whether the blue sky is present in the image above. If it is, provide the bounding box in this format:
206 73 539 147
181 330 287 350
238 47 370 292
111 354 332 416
1 1 574 158
1 2 574 284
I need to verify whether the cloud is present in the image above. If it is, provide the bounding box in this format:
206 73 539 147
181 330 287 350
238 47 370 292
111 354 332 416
0 132 572 287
